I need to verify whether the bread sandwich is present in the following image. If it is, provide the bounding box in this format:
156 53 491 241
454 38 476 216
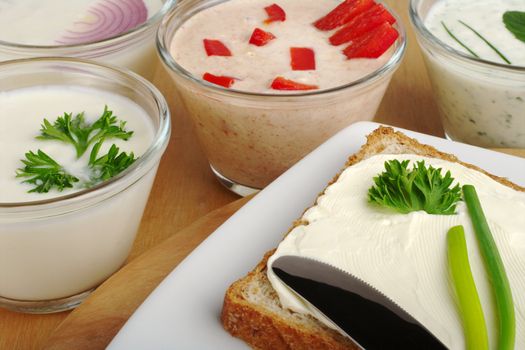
221 126 525 349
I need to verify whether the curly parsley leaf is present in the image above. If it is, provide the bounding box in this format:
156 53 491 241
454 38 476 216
37 106 133 158
368 159 461 215
16 150 79 193
503 11 525 44
88 140 136 184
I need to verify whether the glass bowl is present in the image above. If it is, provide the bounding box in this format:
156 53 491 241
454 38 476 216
410 0 525 148
158 0 406 196
0 0 177 81
0 57 170 313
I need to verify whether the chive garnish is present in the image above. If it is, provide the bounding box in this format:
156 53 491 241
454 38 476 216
441 21 479 58
447 225 489 350
458 20 512 65
463 185 515 350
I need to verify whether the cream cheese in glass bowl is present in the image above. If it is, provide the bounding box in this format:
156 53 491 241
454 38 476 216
0 58 170 313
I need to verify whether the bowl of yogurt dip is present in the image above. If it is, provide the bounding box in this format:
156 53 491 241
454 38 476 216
410 0 525 148
158 0 406 195
0 0 176 80
0 57 170 313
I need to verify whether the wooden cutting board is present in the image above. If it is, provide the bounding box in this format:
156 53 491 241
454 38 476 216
43 149 525 350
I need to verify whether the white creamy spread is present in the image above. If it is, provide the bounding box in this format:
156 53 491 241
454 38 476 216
267 154 525 349
0 85 155 203
170 0 390 93
419 0 525 148
0 0 164 45
425 0 525 66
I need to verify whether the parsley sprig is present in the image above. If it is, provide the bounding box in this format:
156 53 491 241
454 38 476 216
37 106 133 158
17 107 137 194
88 140 136 184
368 159 461 215
16 150 79 193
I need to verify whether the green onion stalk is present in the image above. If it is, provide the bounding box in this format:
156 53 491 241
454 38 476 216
463 185 515 350
447 225 489 350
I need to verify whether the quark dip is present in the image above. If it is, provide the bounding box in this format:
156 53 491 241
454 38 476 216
159 0 406 194
0 0 175 80
0 58 170 313
268 154 525 349
410 0 525 148
0 87 154 202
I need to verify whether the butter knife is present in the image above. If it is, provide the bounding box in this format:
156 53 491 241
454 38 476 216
271 255 448 349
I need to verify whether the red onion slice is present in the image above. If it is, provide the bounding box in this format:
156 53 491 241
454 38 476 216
56 0 148 45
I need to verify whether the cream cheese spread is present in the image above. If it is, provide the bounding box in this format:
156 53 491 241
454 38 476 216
267 154 525 349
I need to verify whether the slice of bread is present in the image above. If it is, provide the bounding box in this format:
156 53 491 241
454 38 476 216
220 126 523 350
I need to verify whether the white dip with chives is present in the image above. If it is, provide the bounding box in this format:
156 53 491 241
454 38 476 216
419 0 525 148
425 0 525 66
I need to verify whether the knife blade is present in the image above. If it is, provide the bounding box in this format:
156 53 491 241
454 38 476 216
271 255 448 349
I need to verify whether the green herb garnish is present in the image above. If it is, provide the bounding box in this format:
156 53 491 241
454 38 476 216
447 225 489 350
88 140 136 184
463 185 515 350
16 150 79 193
442 21 480 58
18 106 137 193
38 106 133 158
458 20 512 65
368 160 461 215
503 11 525 44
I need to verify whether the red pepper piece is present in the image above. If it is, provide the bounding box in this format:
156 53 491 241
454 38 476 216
249 28 276 46
203 39 232 57
313 0 375 31
264 4 286 24
342 22 399 59
290 47 316 71
271 77 318 91
202 73 235 88
329 3 396 46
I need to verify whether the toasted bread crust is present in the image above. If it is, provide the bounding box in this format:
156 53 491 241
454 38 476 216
221 251 356 350
221 126 524 349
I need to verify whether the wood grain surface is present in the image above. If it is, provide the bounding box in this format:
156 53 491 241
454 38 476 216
1 1 523 349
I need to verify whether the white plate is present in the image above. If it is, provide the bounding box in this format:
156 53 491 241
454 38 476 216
108 122 525 349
